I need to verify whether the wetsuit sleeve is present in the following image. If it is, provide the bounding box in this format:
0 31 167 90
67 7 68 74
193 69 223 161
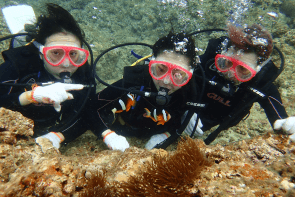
257 83 288 127
85 79 126 138
0 60 23 108
58 88 98 144
33 87 98 144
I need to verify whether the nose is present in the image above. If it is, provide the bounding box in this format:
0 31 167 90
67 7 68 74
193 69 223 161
226 70 235 78
163 75 171 84
61 58 71 68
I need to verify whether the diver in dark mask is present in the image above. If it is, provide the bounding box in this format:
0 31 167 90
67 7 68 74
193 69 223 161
89 32 202 151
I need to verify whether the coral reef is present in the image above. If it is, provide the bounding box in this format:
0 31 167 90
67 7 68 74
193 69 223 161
114 138 211 197
0 1 295 196
0 107 295 196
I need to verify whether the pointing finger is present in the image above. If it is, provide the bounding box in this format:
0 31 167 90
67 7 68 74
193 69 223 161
62 84 84 91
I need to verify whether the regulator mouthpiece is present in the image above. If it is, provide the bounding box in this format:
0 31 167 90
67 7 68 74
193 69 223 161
155 87 171 106
59 72 72 84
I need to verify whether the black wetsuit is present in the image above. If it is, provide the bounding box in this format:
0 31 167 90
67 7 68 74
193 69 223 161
90 64 191 141
0 44 96 144
196 37 288 132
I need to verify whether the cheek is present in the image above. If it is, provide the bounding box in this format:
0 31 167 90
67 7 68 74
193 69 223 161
152 78 160 89
173 86 181 91
44 61 55 72
43 61 60 75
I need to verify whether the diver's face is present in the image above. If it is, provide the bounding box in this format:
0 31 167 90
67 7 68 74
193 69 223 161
41 32 81 79
152 51 192 95
218 47 260 85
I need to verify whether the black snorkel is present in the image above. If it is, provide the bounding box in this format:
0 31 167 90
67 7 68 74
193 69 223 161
59 72 72 84
155 87 172 106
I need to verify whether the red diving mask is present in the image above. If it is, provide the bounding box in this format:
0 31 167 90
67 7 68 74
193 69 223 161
148 60 192 86
39 45 89 67
215 54 258 82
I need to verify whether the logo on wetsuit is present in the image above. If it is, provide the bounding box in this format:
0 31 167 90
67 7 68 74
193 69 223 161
207 93 231 107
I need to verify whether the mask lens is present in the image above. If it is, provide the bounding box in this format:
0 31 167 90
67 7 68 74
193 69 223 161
216 57 233 71
235 65 252 80
150 63 169 78
46 48 65 65
171 68 189 85
69 49 87 65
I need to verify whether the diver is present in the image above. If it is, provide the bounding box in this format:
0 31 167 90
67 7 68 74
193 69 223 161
0 4 96 149
89 32 203 151
186 23 295 144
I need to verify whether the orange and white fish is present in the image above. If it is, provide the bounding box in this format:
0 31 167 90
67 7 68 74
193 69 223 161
143 108 171 125
112 93 136 114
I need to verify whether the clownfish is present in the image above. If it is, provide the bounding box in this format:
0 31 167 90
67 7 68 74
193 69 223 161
112 93 136 114
143 108 171 125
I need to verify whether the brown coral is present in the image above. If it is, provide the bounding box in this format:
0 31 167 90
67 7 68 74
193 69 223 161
0 107 34 137
115 137 212 197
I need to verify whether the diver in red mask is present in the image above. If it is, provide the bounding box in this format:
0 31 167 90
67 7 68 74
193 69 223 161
0 4 95 149
89 32 203 151
187 23 294 144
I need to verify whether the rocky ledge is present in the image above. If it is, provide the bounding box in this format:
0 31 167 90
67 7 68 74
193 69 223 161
0 107 294 197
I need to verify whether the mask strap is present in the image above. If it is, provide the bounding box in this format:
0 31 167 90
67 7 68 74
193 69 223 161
33 40 44 54
257 57 272 72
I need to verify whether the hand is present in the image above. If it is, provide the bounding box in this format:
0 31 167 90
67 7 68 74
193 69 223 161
181 111 203 137
33 83 84 112
35 132 64 149
274 117 295 141
102 129 129 151
145 132 171 150
143 108 171 125
111 93 135 114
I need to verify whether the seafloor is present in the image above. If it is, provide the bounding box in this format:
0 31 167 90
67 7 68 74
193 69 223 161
0 0 295 196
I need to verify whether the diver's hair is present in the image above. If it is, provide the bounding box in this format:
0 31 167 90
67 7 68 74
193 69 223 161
227 23 273 63
152 32 196 68
34 3 84 45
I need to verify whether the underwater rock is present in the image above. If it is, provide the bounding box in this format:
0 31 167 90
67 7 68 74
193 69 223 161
0 107 34 138
0 107 295 196
284 29 295 46
280 0 295 19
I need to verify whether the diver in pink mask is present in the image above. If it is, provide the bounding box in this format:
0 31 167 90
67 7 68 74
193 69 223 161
185 23 294 144
89 32 203 151
0 4 95 149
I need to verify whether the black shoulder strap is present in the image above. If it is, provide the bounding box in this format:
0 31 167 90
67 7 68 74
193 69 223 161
122 64 151 88
2 44 42 76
